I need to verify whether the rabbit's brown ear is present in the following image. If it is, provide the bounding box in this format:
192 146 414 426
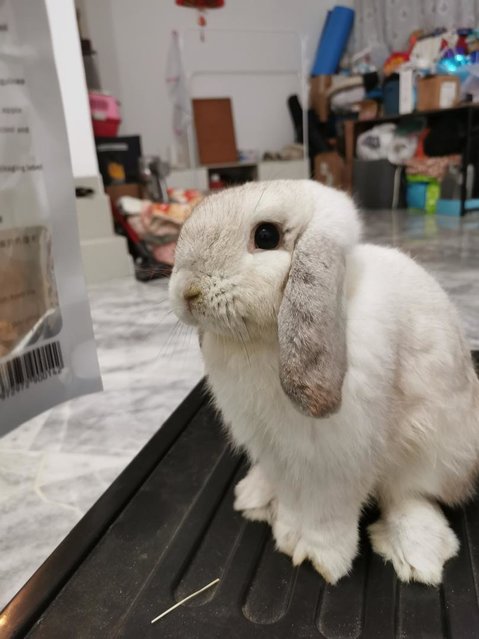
278 225 347 418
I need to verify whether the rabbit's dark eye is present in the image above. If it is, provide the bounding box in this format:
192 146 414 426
254 223 280 250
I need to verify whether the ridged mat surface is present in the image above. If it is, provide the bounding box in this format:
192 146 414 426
16 387 479 638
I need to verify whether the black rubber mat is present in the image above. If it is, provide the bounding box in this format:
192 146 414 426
2 373 479 638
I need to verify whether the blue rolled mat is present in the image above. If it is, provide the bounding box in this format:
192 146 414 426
311 5 355 75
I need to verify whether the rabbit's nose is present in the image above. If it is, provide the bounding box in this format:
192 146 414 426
184 286 201 308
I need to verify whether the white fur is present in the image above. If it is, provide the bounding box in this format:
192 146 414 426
368 498 459 585
233 464 275 524
169 180 479 584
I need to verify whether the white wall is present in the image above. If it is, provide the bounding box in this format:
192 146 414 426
81 0 353 162
45 0 99 178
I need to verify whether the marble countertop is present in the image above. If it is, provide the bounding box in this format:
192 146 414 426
1 209 478 609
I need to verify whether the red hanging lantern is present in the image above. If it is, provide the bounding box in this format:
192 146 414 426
176 0 224 6
176 0 225 41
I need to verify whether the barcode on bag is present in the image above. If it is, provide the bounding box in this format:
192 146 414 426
0 341 64 400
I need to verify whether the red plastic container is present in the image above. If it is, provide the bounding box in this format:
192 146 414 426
89 91 121 137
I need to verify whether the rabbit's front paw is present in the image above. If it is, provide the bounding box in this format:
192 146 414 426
292 526 358 584
234 465 275 523
272 508 301 557
369 498 459 585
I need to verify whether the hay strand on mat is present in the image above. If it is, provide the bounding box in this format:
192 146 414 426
151 578 220 624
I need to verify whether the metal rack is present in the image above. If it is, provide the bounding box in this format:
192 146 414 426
345 103 479 216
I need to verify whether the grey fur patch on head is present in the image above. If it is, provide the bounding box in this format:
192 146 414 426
278 232 347 418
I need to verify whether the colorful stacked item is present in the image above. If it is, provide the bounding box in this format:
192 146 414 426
406 175 440 213
117 189 203 269
406 155 462 181
405 155 461 213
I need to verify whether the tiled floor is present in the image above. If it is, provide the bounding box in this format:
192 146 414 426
0 277 204 608
1 209 479 609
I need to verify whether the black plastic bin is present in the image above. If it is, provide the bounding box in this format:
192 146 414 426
2 356 479 638
353 159 404 210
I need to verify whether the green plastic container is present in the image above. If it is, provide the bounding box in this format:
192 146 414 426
406 174 440 213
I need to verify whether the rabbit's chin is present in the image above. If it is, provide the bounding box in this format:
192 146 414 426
199 318 252 340
190 310 271 343
180 309 239 337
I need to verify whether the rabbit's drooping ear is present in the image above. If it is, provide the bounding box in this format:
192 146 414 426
278 223 347 418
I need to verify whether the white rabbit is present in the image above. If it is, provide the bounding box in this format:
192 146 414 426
169 180 479 585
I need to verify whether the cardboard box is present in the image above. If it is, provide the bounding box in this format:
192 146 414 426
192 98 237 165
310 75 332 122
417 75 460 111
105 183 142 205
314 151 345 189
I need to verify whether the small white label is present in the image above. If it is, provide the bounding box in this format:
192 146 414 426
400 69 414 114
439 81 457 108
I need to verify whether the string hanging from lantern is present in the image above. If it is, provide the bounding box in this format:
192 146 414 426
175 0 225 41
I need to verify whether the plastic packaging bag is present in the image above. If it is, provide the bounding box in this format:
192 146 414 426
356 123 397 160
0 0 102 434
